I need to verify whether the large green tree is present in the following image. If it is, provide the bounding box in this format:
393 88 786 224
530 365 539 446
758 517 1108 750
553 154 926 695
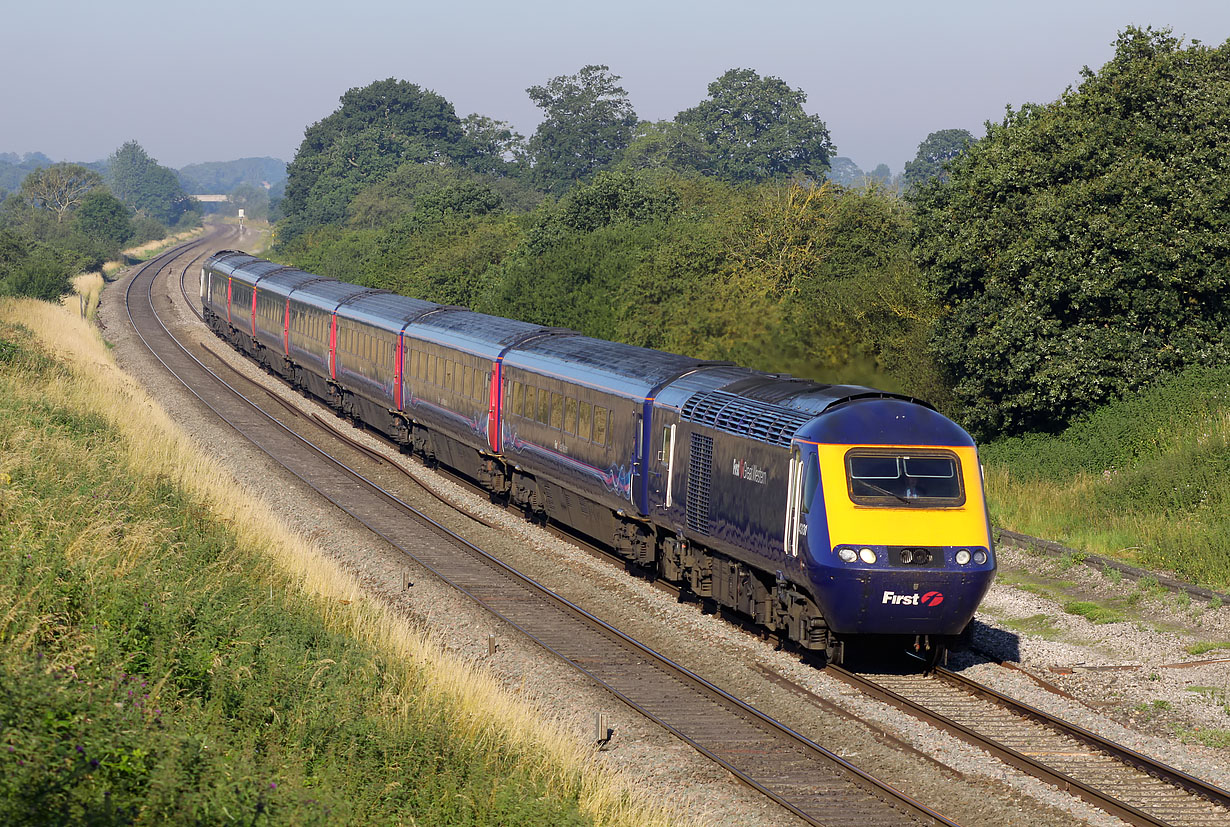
911 27 1230 438
107 142 194 226
525 65 637 194
280 79 467 236
73 190 133 247
676 68 835 183
902 129 974 191
20 164 103 223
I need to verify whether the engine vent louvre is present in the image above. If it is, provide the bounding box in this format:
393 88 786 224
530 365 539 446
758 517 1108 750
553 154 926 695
680 390 812 447
686 433 714 535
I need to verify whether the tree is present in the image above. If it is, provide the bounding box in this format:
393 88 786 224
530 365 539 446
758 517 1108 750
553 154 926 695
911 27 1230 438
20 164 103 223
902 129 974 190
107 141 194 226
460 114 526 177
618 120 712 175
525 65 637 194
676 68 835 183
281 78 466 236
73 190 132 247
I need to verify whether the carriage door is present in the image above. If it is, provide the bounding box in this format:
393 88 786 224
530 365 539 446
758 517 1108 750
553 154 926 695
655 422 676 509
784 445 804 558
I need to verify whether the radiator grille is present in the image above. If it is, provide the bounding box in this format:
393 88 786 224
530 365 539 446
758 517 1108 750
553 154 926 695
687 433 714 534
680 390 811 447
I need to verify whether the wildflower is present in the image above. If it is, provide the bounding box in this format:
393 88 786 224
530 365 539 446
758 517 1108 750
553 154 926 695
269 782 277 789
76 746 84 754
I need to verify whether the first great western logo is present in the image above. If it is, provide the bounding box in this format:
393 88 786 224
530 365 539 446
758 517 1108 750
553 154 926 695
882 590 944 607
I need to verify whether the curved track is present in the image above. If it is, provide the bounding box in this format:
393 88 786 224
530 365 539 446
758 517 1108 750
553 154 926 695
827 663 1230 826
123 237 959 827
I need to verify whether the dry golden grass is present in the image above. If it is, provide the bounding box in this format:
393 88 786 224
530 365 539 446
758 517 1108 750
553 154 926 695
122 227 204 261
1 287 690 827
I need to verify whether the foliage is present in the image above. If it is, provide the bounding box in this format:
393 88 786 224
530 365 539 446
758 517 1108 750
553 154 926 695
176 156 286 194
676 68 835 183
280 79 468 238
72 190 133 249
0 152 55 193
461 114 527 177
107 142 196 227
902 129 974 191
19 164 104 223
912 27 1230 438
0 229 75 301
617 120 712 175
982 363 1230 585
0 324 596 827
525 65 638 194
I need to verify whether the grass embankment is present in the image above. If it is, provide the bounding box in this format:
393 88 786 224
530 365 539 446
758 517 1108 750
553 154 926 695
0 297 677 825
982 365 1230 587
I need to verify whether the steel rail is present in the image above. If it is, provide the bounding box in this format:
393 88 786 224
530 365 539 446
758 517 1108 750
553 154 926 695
826 663 1230 826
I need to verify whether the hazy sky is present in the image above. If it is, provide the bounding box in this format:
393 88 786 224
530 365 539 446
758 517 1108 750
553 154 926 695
3 0 1228 174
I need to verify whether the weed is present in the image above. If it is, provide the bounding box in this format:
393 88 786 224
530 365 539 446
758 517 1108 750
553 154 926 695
1063 601 1124 624
1104 566 1122 585
1186 642 1230 656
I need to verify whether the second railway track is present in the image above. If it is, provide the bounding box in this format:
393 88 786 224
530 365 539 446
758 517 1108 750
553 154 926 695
826 662 1230 826
124 235 958 826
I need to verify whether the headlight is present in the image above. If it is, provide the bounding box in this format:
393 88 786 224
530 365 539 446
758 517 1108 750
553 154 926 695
955 548 971 565
900 549 914 564
859 548 877 565
838 548 857 563
974 550 988 565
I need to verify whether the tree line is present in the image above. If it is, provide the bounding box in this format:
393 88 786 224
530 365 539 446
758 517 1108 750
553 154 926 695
0 142 200 301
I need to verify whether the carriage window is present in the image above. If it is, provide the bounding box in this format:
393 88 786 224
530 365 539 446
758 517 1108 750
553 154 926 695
593 406 608 447
578 401 592 441
510 381 523 417
564 398 577 435
536 388 551 424
462 365 472 399
845 450 964 506
550 393 563 430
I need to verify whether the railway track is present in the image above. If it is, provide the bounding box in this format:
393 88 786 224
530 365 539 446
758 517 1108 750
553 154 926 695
123 236 958 827
137 235 1230 827
826 662 1230 826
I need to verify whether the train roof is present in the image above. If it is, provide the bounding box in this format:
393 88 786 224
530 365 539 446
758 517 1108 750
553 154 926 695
204 250 261 275
342 293 442 331
251 269 332 298
505 335 714 400
406 309 551 360
287 279 374 312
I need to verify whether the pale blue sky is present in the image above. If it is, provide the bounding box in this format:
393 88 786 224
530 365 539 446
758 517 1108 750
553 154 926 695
3 0 1227 174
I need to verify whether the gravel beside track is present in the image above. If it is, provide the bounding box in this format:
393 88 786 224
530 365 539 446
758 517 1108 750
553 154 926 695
93 226 1230 826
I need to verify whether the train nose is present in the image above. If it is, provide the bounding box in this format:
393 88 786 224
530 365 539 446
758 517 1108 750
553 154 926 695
814 568 994 636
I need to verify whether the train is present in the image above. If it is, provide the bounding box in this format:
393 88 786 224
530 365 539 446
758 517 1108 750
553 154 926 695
201 250 995 665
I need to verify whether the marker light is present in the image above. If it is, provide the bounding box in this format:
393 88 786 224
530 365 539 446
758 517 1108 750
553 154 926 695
955 549 972 565
859 548 877 565
973 550 988 565
838 548 857 563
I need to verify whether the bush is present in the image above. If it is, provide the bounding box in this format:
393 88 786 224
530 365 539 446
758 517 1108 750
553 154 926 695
912 27 1230 438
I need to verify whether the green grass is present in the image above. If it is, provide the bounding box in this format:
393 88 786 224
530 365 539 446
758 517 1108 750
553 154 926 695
1000 614 1061 639
0 323 596 826
1186 642 1230 657
1063 601 1125 624
984 364 1230 587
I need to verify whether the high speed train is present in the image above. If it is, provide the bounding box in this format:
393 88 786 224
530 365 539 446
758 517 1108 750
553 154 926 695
202 250 995 665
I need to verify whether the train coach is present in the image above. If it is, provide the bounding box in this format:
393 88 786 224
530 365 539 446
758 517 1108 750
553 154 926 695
202 251 995 665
